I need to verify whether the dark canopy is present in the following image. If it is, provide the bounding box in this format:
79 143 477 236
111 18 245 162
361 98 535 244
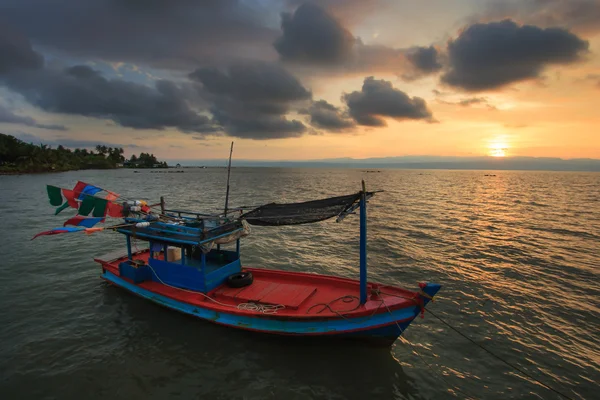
240 192 366 226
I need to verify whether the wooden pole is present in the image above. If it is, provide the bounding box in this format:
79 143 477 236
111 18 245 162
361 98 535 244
160 196 165 214
359 180 368 305
223 141 234 217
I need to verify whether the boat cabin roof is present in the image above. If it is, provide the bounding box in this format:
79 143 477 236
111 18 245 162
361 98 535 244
117 217 244 247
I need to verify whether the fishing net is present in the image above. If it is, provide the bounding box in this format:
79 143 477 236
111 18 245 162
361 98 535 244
240 192 364 226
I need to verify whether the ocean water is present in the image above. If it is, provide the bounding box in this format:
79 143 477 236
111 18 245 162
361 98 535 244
0 168 598 400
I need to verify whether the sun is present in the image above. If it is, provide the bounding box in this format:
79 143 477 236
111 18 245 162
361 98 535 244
490 147 507 157
488 140 509 157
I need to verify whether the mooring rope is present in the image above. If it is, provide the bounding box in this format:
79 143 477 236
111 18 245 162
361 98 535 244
425 308 575 400
382 300 478 400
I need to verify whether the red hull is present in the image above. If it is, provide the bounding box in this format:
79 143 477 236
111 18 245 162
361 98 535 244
95 249 424 322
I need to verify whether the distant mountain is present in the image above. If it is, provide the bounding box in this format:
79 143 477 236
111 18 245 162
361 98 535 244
166 156 600 172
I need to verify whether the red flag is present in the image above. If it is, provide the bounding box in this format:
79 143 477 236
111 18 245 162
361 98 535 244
107 202 124 217
31 227 83 240
105 191 119 201
62 189 78 208
72 181 87 199
64 216 105 227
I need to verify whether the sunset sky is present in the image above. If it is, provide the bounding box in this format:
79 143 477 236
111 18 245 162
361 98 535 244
0 0 599 161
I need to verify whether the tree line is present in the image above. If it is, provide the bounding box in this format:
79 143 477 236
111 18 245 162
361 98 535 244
0 133 166 173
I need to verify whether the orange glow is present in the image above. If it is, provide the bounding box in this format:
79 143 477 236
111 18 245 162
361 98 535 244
490 147 507 157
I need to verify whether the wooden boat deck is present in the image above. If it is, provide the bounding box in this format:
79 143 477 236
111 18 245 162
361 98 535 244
95 250 421 320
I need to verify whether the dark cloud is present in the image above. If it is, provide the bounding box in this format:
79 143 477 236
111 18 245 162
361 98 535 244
0 104 67 130
0 25 43 74
437 97 497 110
342 77 433 126
285 1 385 25
275 3 355 64
299 100 355 131
2 66 218 133
442 20 589 91
12 132 141 149
190 62 311 139
0 0 279 70
0 26 221 134
275 3 440 80
406 46 443 74
483 0 600 35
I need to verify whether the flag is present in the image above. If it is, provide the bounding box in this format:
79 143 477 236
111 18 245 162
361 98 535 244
62 189 78 208
64 216 104 228
105 191 119 201
31 227 83 240
107 202 124 217
78 195 96 215
73 181 103 200
78 196 108 217
92 198 108 217
47 185 63 206
55 202 70 215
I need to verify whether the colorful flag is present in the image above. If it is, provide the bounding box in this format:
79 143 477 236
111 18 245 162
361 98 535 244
62 189 78 208
78 196 108 217
31 227 84 240
107 202 124 217
92 198 108 217
55 202 70 215
105 191 119 201
73 181 103 200
47 185 63 206
64 216 105 228
78 195 96 215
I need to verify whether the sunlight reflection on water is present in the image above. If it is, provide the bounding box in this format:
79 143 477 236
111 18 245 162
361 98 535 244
0 168 598 399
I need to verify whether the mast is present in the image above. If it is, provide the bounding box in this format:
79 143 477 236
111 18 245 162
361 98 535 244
223 141 234 217
359 180 368 304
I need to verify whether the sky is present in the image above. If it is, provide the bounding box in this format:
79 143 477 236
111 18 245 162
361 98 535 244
0 0 599 161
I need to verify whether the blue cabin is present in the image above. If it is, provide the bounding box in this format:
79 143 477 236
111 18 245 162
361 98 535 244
115 209 246 293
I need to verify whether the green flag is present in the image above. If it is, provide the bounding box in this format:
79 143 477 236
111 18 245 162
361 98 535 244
55 202 70 215
78 195 95 215
47 185 63 206
92 198 108 217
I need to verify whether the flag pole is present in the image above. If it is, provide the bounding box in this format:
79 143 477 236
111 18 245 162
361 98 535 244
223 141 234 217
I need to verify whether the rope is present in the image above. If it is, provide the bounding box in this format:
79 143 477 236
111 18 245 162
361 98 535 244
426 308 575 400
306 295 361 314
381 300 478 400
143 261 285 314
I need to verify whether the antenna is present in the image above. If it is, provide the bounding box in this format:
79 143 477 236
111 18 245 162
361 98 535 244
223 141 234 217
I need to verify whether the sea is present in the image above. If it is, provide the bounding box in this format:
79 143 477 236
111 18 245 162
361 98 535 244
0 168 598 400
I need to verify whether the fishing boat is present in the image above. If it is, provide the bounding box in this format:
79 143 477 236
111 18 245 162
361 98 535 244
35 153 440 346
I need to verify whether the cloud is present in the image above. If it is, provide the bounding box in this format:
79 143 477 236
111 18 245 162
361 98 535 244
482 0 600 35
299 100 355 131
0 0 279 70
285 0 385 26
437 96 497 110
0 25 44 74
342 77 433 126
583 74 600 88
406 46 443 74
0 29 220 134
275 3 440 79
12 132 140 149
190 61 311 139
0 103 67 130
275 3 356 65
442 20 589 91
